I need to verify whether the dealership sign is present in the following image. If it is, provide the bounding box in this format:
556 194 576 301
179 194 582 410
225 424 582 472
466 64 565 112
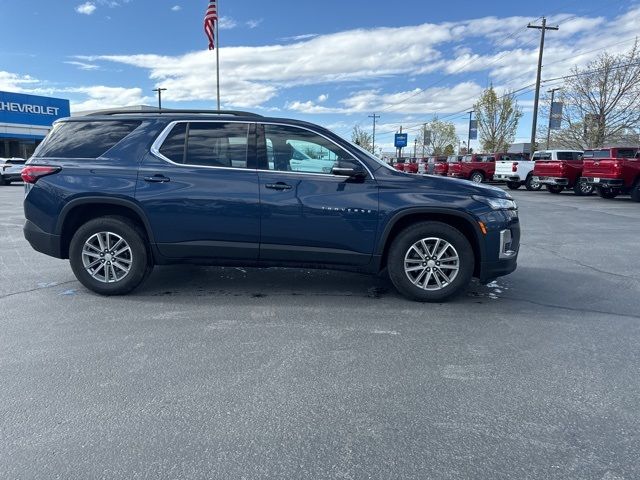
0 91 70 127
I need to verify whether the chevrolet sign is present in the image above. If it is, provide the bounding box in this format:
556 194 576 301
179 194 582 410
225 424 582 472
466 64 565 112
0 91 70 127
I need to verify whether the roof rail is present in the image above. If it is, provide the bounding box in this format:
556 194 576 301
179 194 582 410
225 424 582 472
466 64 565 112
87 109 263 117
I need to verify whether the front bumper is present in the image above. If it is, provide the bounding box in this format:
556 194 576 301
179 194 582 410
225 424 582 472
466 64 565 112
24 220 63 258
581 177 624 187
477 212 520 283
532 176 568 186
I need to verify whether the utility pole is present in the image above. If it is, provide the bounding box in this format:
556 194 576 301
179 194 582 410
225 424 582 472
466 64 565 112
397 125 403 160
413 138 418 158
546 87 561 149
368 113 380 154
153 87 167 111
528 17 558 151
467 111 473 153
422 123 427 157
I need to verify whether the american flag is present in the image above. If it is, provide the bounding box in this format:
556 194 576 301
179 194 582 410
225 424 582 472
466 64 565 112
204 0 218 50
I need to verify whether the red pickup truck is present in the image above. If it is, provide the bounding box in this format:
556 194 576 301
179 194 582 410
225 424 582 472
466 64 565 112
532 150 593 195
581 147 640 201
448 153 496 183
434 155 460 176
403 158 420 174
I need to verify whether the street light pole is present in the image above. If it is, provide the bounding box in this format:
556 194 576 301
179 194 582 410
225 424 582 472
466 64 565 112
153 87 167 111
467 111 473 153
528 17 559 151
368 113 380 154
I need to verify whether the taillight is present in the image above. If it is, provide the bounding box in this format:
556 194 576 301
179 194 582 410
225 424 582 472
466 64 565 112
512 162 519 172
21 165 61 184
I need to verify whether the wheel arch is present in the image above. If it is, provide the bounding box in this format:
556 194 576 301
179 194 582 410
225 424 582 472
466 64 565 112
377 208 484 277
57 197 155 259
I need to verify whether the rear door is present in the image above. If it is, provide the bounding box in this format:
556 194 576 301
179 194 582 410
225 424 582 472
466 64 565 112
136 121 260 260
256 123 379 266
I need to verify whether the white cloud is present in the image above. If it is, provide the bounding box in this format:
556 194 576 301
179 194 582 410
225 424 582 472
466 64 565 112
65 86 151 112
0 71 40 92
218 16 237 30
171 5 181 12
317 94 329 103
75 2 97 15
281 33 319 42
246 19 263 29
65 61 100 71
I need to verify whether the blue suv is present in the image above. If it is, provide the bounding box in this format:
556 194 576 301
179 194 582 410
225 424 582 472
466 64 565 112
22 110 519 301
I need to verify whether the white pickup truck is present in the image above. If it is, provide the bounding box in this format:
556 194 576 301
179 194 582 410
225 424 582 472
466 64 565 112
494 153 541 191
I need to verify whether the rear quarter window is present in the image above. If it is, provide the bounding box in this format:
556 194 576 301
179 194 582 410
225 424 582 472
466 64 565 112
34 121 141 158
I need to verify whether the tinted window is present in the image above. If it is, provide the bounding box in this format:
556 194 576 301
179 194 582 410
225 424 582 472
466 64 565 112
617 149 637 158
35 121 141 158
557 151 575 161
532 153 551 161
158 122 249 168
263 124 362 175
159 123 186 163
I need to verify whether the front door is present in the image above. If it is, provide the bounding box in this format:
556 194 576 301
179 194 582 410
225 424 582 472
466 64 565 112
256 123 379 266
136 121 260 260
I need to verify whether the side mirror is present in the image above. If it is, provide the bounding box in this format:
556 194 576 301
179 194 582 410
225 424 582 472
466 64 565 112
332 166 367 181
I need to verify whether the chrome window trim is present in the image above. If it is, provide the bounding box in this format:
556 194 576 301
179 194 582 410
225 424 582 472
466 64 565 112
150 119 375 180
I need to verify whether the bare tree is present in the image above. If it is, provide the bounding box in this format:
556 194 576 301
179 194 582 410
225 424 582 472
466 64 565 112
351 125 373 153
416 118 459 156
474 86 523 152
547 41 640 149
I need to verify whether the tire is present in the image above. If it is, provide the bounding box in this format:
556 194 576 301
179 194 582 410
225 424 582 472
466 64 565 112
69 216 153 295
597 187 619 199
525 174 542 191
387 221 474 302
506 181 521 190
470 171 485 184
631 181 640 203
0 177 8 186
573 179 594 196
547 185 563 194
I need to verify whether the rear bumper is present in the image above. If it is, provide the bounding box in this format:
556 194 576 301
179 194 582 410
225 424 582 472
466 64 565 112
581 177 624 187
533 176 568 186
1 172 23 182
24 220 63 258
494 174 521 182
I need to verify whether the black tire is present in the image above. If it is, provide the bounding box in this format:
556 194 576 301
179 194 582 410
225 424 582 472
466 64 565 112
597 187 619 199
525 174 542 191
387 221 474 302
506 181 521 190
69 216 153 295
470 171 485 184
547 185 563 194
0 177 8 186
573 179 594 196
630 180 640 202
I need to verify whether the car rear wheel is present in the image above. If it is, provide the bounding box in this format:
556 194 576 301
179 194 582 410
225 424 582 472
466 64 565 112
573 180 593 196
69 216 153 295
631 181 640 202
387 222 474 302
506 181 521 190
470 172 485 184
547 185 563 194
525 174 542 191
597 187 619 199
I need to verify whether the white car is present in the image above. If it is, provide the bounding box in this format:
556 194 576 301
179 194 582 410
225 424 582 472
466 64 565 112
494 153 541 191
0 158 26 185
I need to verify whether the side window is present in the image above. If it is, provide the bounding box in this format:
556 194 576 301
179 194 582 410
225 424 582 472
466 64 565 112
572 152 583 160
34 121 141 159
186 123 249 168
557 151 574 161
159 123 187 163
263 124 362 175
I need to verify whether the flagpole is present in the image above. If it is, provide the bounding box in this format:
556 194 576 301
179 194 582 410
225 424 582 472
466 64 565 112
215 0 220 111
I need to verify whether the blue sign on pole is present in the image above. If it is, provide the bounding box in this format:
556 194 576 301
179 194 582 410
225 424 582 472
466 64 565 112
0 91 70 127
469 120 478 140
394 133 408 148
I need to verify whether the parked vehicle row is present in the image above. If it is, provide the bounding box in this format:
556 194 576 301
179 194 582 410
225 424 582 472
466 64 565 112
391 146 640 202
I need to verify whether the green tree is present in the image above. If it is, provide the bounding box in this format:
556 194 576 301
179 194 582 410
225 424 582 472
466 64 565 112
351 125 373 153
417 118 459 156
474 86 522 152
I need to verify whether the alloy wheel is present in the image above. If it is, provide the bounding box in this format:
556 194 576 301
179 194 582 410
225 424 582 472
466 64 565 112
81 231 133 283
404 237 460 291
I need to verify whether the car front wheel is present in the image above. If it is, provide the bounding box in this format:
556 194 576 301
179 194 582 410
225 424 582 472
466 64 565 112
387 222 474 302
470 172 485 183
69 216 153 295
573 180 594 196
525 174 542 191
597 187 619 199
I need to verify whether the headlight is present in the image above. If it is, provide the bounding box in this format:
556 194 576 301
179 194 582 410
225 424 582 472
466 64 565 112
472 195 517 211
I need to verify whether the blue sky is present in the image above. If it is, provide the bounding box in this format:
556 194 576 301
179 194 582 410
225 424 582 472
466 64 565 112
1 0 638 152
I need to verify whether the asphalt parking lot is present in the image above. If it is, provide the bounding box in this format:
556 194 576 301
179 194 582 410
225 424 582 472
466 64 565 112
1 183 639 479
